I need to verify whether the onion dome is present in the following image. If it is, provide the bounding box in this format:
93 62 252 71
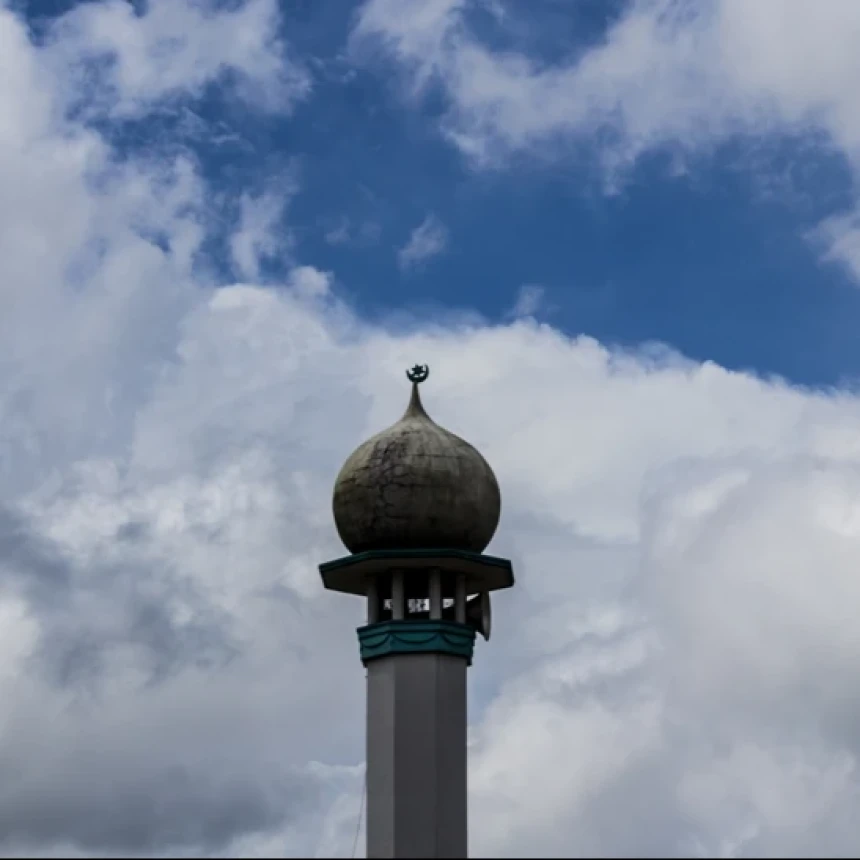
332 365 501 554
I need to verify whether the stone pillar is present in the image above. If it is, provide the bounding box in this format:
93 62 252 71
357 616 476 859
366 652 468 859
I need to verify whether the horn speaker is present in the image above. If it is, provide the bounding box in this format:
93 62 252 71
465 591 492 641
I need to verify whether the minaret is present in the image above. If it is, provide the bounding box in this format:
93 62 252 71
319 365 515 859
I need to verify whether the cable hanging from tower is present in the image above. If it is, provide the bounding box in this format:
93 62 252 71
350 765 367 859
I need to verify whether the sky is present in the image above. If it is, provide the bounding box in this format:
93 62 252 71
7 0 860 856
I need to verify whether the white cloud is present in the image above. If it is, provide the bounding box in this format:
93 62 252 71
397 213 449 270
230 175 297 281
324 219 352 246
324 217 381 248
812 208 860 281
287 265 333 299
353 0 860 277
508 283 546 319
10 1 860 857
46 0 310 118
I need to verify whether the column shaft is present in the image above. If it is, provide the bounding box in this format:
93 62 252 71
366 653 468 858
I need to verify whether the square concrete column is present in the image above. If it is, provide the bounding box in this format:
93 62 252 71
366 652 468 858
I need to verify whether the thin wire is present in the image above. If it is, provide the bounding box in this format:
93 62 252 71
350 770 367 859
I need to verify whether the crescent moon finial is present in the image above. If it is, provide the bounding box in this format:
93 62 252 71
406 364 429 384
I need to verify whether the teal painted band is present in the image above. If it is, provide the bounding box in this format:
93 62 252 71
357 619 476 665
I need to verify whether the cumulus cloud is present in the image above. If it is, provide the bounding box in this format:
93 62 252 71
353 0 860 279
397 213 449 270
0 3 347 853
8 0 860 857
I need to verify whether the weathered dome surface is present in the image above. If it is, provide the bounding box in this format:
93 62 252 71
332 373 501 554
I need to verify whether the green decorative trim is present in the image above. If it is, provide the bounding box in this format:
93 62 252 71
357 620 475 665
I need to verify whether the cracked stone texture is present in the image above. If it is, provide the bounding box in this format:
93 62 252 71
332 384 501 554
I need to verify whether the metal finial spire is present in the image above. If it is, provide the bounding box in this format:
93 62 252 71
406 364 429 384
403 364 431 420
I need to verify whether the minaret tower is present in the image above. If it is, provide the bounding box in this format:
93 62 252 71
319 365 515 859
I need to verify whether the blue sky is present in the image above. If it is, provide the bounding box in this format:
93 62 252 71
25 0 860 385
288 6 853 385
283 30 858 385
9 0 860 857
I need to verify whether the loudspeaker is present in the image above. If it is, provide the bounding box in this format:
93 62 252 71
465 591 492 641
